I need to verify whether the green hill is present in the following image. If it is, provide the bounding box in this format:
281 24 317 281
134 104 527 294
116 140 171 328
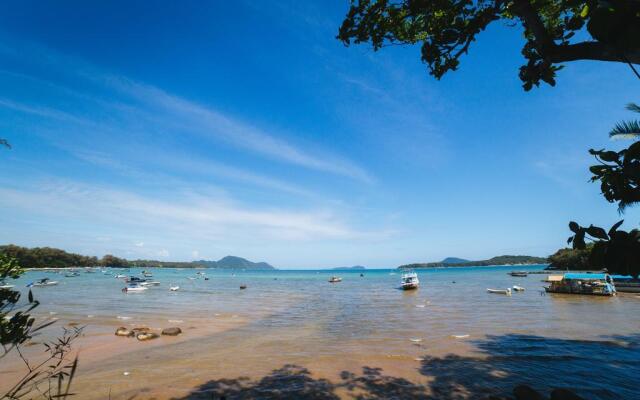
399 255 548 269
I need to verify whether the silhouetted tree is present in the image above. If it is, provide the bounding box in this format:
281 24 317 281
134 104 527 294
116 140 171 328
338 0 640 90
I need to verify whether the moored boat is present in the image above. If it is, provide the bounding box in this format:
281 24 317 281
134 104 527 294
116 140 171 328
400 272 419 290
512 285 525 292
487 288 512 295
122 284 147 293
544 273 616 296
509 271 528 277
328 276 342 283
28 278 59 287
0 282 14 289
611 275 640 293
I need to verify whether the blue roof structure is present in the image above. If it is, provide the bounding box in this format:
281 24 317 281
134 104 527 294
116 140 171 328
564 273 608 280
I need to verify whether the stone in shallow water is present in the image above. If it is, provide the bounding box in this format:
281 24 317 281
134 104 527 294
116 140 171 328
550 389 584 400
136 332 159 341
115 327 133 337
162 327 182 336
513 385 544 400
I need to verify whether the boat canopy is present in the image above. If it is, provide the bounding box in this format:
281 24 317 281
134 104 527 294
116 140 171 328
564 273 608 280
546 275 564 282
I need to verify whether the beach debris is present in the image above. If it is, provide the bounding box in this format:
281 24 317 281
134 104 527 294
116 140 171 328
49 311 57 315
414 357 425 361
415 304 426 308
169 286 180 291
168 319 183 323
136 332 159 341
161 327 182 336
117 315 132 320
123 371 130 376
87 314 94 318
115 327 134 337
240 285 247 289
409 338 422 343
452 334 470 339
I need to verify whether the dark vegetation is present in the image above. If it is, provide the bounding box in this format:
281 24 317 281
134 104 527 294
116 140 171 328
173 334 639 399
400 255 548 269
0 244 275 269
338 0 640 90
546 244 595 270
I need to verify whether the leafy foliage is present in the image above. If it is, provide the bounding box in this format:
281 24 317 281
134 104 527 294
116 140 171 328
0 245 99 269
547 244 596 270
3 327 82 400
568 219 640 277
0 138 10 149
338 0 640 90
609 102 640 138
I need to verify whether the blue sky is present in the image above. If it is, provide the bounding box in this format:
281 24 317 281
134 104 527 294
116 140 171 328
0 1 638 268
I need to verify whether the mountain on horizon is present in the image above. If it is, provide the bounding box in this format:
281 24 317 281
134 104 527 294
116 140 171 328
332 265 366 270
197 256 275 270
440 257 469 264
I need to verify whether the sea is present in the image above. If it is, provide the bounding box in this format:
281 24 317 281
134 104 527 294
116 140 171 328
1 265 639 399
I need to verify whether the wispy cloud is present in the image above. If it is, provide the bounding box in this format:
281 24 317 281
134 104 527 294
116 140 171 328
0 39 372 183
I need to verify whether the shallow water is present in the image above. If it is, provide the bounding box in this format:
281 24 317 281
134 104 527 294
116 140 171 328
2 266 639 399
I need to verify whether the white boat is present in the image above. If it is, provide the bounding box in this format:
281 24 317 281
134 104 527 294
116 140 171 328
401 272 419 290
512 285 525 292
328 276 342 283
487 288 512 295
169 286 180 291
115 274 127 279
0 283 15 289
122 284 147 293
28 278 59 287
65 272 80 277
140 281 161 286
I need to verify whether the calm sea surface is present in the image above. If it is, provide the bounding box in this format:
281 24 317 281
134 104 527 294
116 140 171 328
2 266 639 399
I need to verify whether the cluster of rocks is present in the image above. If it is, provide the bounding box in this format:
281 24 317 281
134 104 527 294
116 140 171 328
115 326 182 341
485 385 584 400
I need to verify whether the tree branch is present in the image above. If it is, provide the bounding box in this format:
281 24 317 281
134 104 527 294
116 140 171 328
549 42 640 65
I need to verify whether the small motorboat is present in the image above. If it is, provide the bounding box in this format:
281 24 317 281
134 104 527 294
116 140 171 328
169 286 180 291
487 288 512 295
509 271 528 277
122 284 147 293
115 274 127 279
28 278 59 287
512 285 525 292
0 282 15 289
65 272 80 277
401 272 419 290
329 276 342 283
126 276 146 283
140 281 161 286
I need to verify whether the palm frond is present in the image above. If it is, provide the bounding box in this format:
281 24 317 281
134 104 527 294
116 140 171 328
0 139 10 149
609 120 640 139
627 103 640 114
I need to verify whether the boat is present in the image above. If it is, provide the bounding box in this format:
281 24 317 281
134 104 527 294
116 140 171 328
28 278 59 287
544 273 616 296
611 275 640 293
487 288 512 295
0 282 15 289
169 286 180 291
140 281 161 286
400 272 419 290
509 271 528 277
122 284 147 293
65 272 80 277
512 285 525 292
328 276 342 283
240 284 247 289
125 276 146 283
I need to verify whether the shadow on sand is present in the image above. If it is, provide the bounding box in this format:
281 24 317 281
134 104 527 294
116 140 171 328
173 334 640 400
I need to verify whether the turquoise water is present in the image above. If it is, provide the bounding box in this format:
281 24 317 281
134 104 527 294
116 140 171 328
5 265 640 399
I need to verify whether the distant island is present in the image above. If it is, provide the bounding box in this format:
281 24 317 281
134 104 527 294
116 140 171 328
399 255 548 269
332 265 366 270
0 244 276 270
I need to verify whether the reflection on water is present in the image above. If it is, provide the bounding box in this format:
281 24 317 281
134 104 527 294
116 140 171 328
3 266 640 399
